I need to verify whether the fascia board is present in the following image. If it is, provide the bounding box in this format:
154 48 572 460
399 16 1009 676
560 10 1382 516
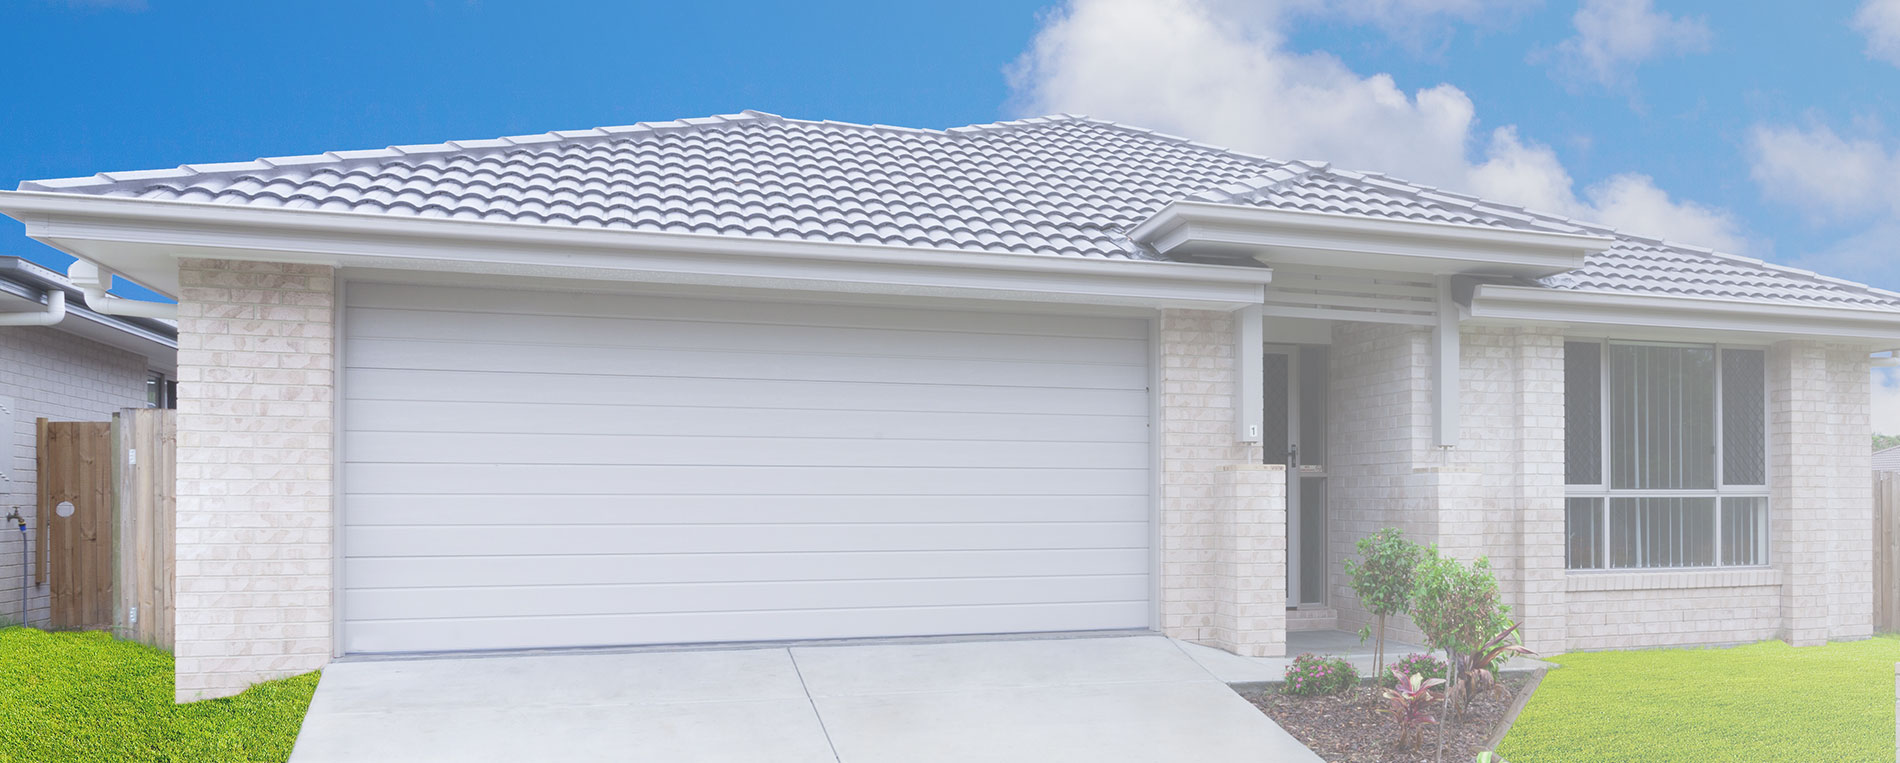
1471 283 1900 341
1132 201 1613 276
0 191 1274 309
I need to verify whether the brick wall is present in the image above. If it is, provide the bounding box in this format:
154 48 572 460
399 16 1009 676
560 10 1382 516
1155 309 1277 651
173 258 335 702
0 326 150 627
1565 570 1783 649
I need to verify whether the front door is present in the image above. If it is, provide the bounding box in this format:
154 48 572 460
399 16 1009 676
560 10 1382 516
1263 346 1329 607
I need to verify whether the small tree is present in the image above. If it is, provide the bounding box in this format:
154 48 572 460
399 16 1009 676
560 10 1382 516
1408 546 1510 763
1342 528 1422 690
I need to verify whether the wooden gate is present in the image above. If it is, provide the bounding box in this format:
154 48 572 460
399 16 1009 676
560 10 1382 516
113 409 175 649
1878 471 1900 633
36 419 114 630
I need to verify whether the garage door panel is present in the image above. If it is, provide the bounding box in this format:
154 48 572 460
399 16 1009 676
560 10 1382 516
347 307 1149 366
348 282 1151 341
346 494 1151 526
343 601 1154 654
346 400 1149 443
346 432 1149 469
347 549 1152 589
342 285 1153 653
347 522 1151 557
346 575 1150 621
345 463 1150 496
346 368 1147 415
348 338 1148 391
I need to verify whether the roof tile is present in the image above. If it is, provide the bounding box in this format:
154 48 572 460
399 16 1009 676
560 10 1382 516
19 111 1900 309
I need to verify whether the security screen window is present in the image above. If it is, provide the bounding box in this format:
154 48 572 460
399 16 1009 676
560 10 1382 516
1563 341 1768 570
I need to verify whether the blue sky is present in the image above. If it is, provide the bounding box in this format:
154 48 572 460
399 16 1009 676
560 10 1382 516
7 0 1900 423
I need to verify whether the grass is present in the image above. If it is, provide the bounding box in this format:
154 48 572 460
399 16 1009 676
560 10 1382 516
0 627 318 762
1499 635 1900 762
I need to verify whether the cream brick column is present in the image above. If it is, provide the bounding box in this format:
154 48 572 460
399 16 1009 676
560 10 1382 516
1156 309 1267 650
1211 464 1287 656
1771 340 1830 646
173 258 335 702
1513 329 1568 656
1825 344 1874 641
1417 468 1484 562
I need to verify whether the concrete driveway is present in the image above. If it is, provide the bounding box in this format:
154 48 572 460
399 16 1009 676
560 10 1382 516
289 634 1319 762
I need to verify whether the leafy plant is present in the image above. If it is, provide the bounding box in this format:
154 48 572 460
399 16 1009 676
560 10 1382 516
1380 668 1444 751
1449 621 1537 707
1380 652 1449 687
1282 652 1360 696
1408 546 1511 763
1343 528 1424 688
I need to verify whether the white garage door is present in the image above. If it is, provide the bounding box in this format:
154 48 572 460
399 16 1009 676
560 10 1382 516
341 283 1154 653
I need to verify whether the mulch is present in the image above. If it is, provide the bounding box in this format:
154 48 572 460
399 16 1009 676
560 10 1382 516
1241 676 1529 763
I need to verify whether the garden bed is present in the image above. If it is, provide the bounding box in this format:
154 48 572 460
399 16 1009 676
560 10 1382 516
1241 675 1531 763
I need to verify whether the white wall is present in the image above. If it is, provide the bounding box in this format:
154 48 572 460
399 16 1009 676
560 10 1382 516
0 324 152 627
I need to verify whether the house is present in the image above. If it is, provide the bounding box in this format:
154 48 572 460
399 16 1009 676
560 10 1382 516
1874 444 1900 472
0 112 1881 702
0 256 177 627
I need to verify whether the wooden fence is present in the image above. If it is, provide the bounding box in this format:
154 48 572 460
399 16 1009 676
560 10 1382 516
34 409 175 649
1877 471 1900 633
113 409 175 650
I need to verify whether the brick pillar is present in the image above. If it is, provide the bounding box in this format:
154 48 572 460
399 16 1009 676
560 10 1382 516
1210 464 1287 656
174 258 335 702
1156 309 1266 650
1771 341 1829 646
1825 345 1874 640
1413 467 1482 562
1514 329 1568 656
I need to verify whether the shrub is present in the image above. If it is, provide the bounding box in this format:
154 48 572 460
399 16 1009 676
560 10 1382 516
1380 652 1449 687
1380 669 1444 751
1343 528 1424 678
1283 652 1359 696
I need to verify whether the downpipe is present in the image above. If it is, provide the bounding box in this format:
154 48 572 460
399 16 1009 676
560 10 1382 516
0 289 64 327
3 509 22 627
65 260 177 321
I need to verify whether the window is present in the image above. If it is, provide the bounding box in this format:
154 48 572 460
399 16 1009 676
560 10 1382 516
1564 341 1767 570
146 371 176 410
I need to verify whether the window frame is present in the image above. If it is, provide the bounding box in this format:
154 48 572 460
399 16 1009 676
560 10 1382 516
1564 338 1771 571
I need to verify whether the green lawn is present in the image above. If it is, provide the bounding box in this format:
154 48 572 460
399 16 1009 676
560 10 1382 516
1499 635 1900 762
0 627 318 762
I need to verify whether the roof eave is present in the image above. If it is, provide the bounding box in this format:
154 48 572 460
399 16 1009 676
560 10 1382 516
1130 200 1614 279
0 190 1275 311
1470 283 1900 344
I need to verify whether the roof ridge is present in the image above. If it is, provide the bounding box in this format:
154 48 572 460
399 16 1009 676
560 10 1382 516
1186 162 1326 204
18 110 790 193
1030 116 1288 169
1312 166 1900 305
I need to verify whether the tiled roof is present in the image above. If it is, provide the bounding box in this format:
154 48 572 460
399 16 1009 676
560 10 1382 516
20 110 1900 311
1875 445 1900 471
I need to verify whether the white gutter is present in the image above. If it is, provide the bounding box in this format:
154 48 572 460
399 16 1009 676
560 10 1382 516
0 289 65 326
1470 283 1900 342
0 190 1277 310
66 260 177 320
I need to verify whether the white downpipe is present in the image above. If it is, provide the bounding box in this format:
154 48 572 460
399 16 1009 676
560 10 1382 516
0 289 65 326
66 260 177 320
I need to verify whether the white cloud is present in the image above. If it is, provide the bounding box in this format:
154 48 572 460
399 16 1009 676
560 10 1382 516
1747 122 1897 219
1549 0 1712 88
1855 0 1900 66
1008 0 1747 252
1874 368 1900 435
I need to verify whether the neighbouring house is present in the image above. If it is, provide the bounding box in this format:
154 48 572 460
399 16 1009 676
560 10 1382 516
0 256 177 627
1875 445 1900 472
0 112 1883 702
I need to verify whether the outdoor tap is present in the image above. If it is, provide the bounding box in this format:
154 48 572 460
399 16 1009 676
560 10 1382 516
3 509 20 532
